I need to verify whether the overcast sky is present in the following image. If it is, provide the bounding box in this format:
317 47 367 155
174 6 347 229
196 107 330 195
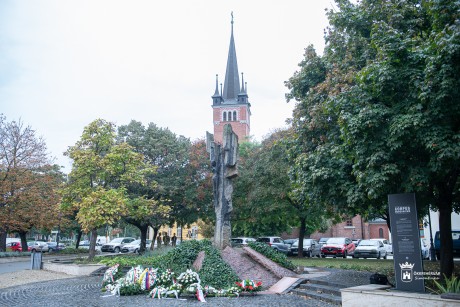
0 0 332 172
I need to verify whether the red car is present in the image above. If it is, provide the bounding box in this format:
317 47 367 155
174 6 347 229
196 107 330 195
8 242 31 252
321 237 355 258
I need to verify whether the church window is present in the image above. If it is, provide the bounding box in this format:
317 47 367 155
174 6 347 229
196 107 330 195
379 228 384 238
233 111 237 121
223 112 227 121
228 112 232 121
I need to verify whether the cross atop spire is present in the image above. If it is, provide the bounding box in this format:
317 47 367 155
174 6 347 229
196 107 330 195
222 12 240 101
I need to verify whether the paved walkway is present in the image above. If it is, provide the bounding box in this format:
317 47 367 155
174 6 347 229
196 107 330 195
0 275 335 307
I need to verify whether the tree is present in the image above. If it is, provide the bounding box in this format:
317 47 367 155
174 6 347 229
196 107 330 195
286 0 460 277
63 119 152 259
0 116 61 251
118 121 212 249
233 129 329 257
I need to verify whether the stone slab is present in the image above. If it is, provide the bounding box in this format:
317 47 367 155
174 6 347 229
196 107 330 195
43 262 105 276
268 277 300 294
342 285 460 307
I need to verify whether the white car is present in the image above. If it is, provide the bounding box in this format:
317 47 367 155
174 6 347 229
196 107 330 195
29 241 49 252
353 239 387 259
231 237 256 247
370 238 392 255
101 237 136 253
121 239 152 253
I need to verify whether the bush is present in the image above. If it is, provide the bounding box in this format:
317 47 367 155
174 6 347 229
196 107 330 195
248 242 296 271
199 244 239 289
99 240 240 289
0 252 31 258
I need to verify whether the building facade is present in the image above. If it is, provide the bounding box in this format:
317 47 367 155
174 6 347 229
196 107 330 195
211 16 251 144
282 215 391 242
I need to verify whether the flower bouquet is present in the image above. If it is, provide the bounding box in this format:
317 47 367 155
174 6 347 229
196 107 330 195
235 279 263 293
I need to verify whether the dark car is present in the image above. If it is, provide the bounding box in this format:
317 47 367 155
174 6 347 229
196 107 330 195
291 239 321 257
321 237 355 258
256 236 290 254
47 242 66 252
434 230 460 260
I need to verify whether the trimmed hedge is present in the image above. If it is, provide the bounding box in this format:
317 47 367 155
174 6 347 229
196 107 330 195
247 242 296 271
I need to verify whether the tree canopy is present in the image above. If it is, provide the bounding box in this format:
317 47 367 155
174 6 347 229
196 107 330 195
286 0 460 277
0 116 62 251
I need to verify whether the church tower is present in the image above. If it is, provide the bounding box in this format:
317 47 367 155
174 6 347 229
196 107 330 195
211 14 251 144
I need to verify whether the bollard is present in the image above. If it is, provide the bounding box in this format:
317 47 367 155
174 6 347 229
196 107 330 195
30 251 43 270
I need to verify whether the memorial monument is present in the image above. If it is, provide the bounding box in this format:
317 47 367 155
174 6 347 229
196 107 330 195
207 124 238 249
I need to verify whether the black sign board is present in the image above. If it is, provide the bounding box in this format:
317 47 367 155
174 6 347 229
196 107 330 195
388 193 424 292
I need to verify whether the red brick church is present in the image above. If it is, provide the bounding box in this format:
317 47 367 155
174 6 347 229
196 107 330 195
211 15 251 144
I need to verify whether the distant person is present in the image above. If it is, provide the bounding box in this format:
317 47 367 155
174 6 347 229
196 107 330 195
157 234 162 248
171 233 177 247
164 234 170 246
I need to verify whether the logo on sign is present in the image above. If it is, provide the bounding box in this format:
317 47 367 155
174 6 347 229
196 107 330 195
399 262 415 282
395 206 411 214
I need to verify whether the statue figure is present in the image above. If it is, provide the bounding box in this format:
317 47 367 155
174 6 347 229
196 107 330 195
206 124 238 249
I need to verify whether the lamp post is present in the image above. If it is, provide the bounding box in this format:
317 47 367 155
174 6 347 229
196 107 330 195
427 210 436 261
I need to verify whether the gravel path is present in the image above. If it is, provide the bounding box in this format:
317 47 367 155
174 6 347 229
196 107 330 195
0 259 373 306
0 275 335 307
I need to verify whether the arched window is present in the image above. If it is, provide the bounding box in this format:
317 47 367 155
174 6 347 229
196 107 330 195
233 111 237 121
228 112 232 121
379 228 384 238
223 112 227 121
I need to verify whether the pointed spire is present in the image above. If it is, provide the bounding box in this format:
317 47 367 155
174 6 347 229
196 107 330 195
213 74 220 96
223 12 240 101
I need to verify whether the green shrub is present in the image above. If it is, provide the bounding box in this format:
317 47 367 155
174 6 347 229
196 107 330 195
431 275 460 294
199 244 239 289
58 248 90 254
0 252 31 258
248 242 296 271
99 240 240 289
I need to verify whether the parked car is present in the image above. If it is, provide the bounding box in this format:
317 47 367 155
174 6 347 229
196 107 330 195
7 242 31 252
353 239 387 259
29 241 49 252
101 237 136 253
434 230 460 260
291 239 321 257
78 240 91 249
420 238 429 260
352 239 361 246
231 237 256 248
256 236 290 254
321 237 355 258
121 239 152 253
47 242 66 252
318 237 330 249
370 239 392 255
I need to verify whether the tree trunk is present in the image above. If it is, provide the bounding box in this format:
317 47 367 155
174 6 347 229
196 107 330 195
0 229 7 252
298 216 306 258
150 227 158 251
19 231 28 252
438 196 454 280
88 228 98 261
139 225 148 254
75 230 83 249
